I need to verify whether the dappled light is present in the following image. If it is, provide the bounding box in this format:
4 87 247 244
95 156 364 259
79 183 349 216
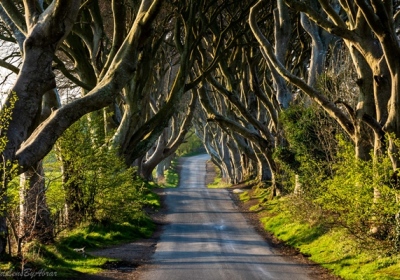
0 0 400 278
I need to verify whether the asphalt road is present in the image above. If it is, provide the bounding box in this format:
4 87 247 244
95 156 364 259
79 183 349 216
140 154 315 280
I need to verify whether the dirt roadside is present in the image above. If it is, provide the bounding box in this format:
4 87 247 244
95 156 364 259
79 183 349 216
81 159 340 280
78 186 167 280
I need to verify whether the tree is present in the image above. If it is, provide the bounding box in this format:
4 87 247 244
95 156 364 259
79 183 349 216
0 0 161 257
251 0 400 166
0 0 250 258
140 92 198 180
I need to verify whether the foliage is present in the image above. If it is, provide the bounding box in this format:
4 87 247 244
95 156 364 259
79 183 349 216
42 151 64 223
239 191 400 280
158 159 179 188
0 92 17 152
275 103 340 194
315 137 400 251
276 133 400 253
0 92 19 257
261 100 400 274
276 134 400 253
2 111 162 272
279 104 323 165
176 129 204 157
0 92 19 186
55 114 155 225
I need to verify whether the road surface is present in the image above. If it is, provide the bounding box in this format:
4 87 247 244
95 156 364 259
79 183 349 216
140 154 315 280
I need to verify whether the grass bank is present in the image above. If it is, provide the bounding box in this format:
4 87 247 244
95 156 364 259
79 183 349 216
1 167 179 278
237 187 400 280
0 218 155 279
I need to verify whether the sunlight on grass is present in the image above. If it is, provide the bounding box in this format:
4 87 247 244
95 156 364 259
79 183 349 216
0 262 13 271
239 191 250 202
18 213 156 277
145 191 161 208
256 199 400 280
207 177 231 188
156 159 180 188
164 168 179 188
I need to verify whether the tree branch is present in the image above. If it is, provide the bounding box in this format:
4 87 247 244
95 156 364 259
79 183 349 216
0 58 19 74
284 0 356 41
250 0 355 139
1 0 27 36
14 0 162 171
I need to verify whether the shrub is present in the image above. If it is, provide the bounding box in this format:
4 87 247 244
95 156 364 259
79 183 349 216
54 115 153 226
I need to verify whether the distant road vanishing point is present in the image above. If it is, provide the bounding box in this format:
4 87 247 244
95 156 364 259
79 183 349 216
140 154 317 280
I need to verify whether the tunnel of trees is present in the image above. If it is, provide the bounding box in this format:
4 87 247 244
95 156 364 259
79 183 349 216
0 0 400 260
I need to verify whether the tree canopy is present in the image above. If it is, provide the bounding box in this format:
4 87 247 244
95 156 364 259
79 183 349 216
1 0 400 260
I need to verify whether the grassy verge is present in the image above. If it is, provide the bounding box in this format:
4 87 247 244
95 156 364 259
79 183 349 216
207 176 231 189
1 173 176 278
205 160 231 189
33 216 154 277
0 214 155 279
238 189 400 280
157 159 179 188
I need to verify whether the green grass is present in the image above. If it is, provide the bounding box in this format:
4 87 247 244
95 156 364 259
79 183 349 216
18 216 156 278
207 176 231 188
206 160 232 189
239 192 400 280
153 159 180 188
59 217 154 249
164 167 179 188
24 241 111 276
239 191 250 202
144 191 161 208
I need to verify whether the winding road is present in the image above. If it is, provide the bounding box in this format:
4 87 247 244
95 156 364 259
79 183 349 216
139 154 316 280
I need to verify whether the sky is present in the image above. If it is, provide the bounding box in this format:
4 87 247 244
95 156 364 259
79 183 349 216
0 41 19 94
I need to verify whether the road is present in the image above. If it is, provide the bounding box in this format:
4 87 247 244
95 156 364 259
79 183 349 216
140 154 315 280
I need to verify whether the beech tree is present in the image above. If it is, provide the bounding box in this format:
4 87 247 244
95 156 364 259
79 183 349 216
1 0 399 260
193 0 292 193
0 0 260 257
250 0 400 167
249 0 400 241
0 2 59 247
0 0 162 257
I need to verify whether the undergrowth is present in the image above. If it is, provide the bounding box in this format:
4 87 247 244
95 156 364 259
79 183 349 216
3 207 157 278
158 159 179 188
239 188 400 280
0 161 178 278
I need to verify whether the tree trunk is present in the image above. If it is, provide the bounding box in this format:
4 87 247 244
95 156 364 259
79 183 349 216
269 0 292 109
60 160 85 228
254 148 272 183
19 162 53 245
227 138 242 184
0 0 81 257
0 168 8 256
385 73 400 170
156 155 174 183
140 131 168 181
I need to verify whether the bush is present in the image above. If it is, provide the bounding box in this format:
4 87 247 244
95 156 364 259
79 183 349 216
278 104 400 253
54 115 154 226
276 104 340 194
285 136 400 253
314 138 400 252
